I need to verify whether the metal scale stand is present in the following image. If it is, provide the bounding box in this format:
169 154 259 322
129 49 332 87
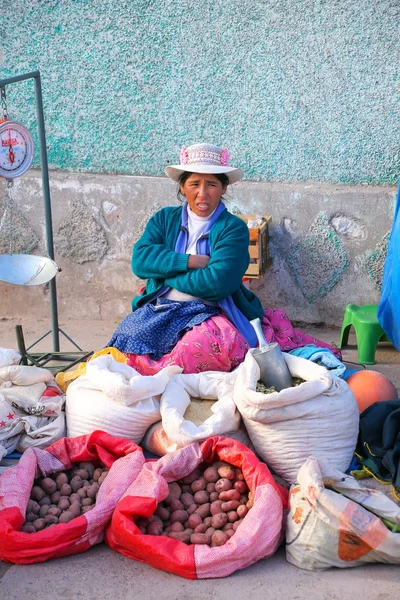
0 71 92 373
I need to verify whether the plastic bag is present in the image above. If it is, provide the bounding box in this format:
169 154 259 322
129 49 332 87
0 430 144 564
105 436 288 579
286 456 400 570
233 352 359 483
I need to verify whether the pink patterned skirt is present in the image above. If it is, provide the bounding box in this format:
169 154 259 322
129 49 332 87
125 308 341 375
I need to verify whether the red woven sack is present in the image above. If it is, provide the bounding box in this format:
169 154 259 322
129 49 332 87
105 436 288 579
0 430 145 564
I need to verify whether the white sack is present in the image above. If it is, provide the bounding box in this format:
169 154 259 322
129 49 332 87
17 413 66 451
0 347 21 368
286 456 400 570
0 364 53 386
66 356 182 443
160 370 240 447
233 352 359 483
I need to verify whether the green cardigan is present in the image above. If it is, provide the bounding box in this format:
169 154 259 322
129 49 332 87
131 205 264 321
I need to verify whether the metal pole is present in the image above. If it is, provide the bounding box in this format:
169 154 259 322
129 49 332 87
0 71 60 351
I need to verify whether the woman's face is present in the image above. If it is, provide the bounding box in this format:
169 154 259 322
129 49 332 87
180 173 227 217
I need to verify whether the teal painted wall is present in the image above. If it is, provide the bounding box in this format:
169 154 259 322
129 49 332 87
0 0 399 184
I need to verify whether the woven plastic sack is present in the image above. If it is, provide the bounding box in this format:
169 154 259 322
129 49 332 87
105 436 288 579
233 351 359 483
0 430 144 564
286 456 400 570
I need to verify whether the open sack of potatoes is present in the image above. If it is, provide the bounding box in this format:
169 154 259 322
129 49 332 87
0 430 145 564
105 436 288 579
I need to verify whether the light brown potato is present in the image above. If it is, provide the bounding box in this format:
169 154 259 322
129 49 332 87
168 531 190 543
219 489 241 502
44 514 59 526
38 497 51 507
203 467 219 483
211 530 229 547
33 518 46 531
187 503 198 516
59 483 72 497
147 520 163 535
87 483 99 500
50 491 61 504
170 509 189 523
193 490 209 505
237 505 248 519
215 478 232 493
21 523 36 533
59 510 75 523
194 523 208 534
58 499 70 511
31 486 46 502
221 500 240 512
169 498 184 512
39 505 49 518
209 492 219 503
227 511 239 523
69 503 81 518
234 480 248 494
170 522 185 532
56 473 69 490
246 500 253 509
232 519 243 531
27 500 40 514
210 500 223 516
180 492 195 508
155 506 170 521
78 462 95 479
217 466 236 480
70 476 83 492
194 503 211 519
41 478 57 495
211 513 228 529
188 513 202 529
190 478 206 494
190 533 210 545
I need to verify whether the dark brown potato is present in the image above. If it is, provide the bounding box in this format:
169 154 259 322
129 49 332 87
50 491 61 504
33 518 46 531
48 507 62 517
56 473 69 490
82 505 94 514
59 510 75 524
70 476 83 492
38 497 52 507
59 483 72 497
78 462 95 479
41 478 57 495
39 505 49 518
44 514 59 526
31 486 45 502
81 498 93 506
58 499 70 511
21 523 36 533
27 500 40 514
25 512 37 523
76 469 89 481
69 503 82 518
93 468 103 482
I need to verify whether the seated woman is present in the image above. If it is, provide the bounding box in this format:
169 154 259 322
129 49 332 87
108 143 339 375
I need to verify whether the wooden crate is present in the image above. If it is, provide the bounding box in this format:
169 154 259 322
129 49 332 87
237 215 272 278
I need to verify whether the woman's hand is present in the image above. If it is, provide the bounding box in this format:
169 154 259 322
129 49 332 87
187 255 210 269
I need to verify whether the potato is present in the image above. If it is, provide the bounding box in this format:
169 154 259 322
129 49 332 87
232 519 243 531
237 505 248 519
227 511 239 523
41 478 57 495
38 497 51 507
211 513 228 529
180 492 194 508
87 483 99 500
155 506 170 521
221 500 240 512
77 488 87 499
165 482 181 504
25 512 37 523
39 505 49 518
193 490 209 505
239 495 248 505
234 481 248 494
235 468 245 481
168 531 190 543
170 522 185 532
169 498 184 512
170 510 188 524
191 478 206 494
21 524 36 533
219 489 241 502
188 513 202 529
194 503 211 519
82 480 91 488
48 506 62 517
82 498 94 506
69 493 81 504
187 503 198 516
59 483 72 496
44 514 59 525
181 468 202 485
147 520 163 535
215 478 232 493
226 529 235 538
93 468 103 482
82 505 94 514
56 473 69 490
50 491 61 504
31 486 45 502
136 517 150 528
69 503 82 518
78 462 95 479
180 484 191 494
209 492 219 503
194 523 208 534
58 499 70 511
205 527 215 537
246 500 253 510
76 469 89 481
59 510 75 523
184 528 194 537
205 482 215 494
27 500 40 514
211 530 229 547
33 518 46 531
98 472 108 486
70 476 83 492
203 516 212 528
210 500 223 516
203 467 219 483
190 533 210 545
217 466 236 480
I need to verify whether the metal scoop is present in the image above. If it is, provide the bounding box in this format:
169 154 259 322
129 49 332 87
250 318 293 392
0 254 58 286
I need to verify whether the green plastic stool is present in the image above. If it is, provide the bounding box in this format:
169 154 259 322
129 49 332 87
339 304 390 365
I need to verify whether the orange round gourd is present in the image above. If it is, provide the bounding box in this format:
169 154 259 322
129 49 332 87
346 370 398 413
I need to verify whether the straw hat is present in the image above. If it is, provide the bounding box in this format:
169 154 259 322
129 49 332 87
164 143 243 184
